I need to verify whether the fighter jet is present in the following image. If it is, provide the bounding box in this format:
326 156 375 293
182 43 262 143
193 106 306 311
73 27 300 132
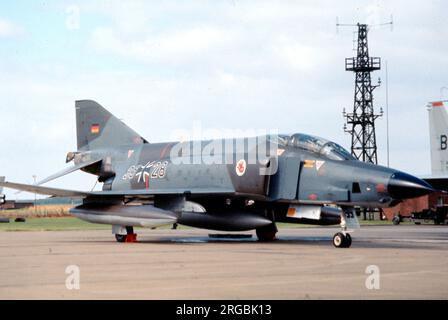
0 100 435 247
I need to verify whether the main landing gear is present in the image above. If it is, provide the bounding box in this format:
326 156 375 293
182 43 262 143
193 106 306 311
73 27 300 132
114 226 138 243
256 223 278 242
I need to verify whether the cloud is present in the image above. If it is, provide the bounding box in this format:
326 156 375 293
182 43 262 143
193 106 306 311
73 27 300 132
231 1 331 22
0 18 23 37
90 25 241 65
272 35 328 71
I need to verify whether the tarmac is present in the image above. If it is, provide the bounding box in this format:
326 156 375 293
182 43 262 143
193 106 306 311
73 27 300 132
0 225 447 299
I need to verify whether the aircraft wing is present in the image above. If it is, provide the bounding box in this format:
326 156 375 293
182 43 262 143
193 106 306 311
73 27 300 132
0 181 242 199
0 181 90 198
37 158 103 185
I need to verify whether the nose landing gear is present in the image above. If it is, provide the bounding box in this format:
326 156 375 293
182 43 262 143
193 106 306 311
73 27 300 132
333 232 352 248
333 207 358 248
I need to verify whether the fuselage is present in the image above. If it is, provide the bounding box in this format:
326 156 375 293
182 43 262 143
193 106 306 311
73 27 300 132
79 133 433 213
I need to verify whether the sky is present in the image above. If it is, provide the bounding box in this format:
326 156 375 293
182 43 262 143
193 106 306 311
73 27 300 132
0 0 447 199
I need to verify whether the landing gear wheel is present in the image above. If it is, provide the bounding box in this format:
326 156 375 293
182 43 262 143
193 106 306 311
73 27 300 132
333 232 344 248
333 232 352 248
392 215 401 225
115 234 127 243
115 226 137 243
344 233 352 248
256 229 277 242
256 223 278 242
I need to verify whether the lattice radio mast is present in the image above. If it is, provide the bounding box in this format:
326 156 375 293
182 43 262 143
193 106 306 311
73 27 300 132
338 20 392 164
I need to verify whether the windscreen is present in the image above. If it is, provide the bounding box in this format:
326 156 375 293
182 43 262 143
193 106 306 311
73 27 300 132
277 133 355 161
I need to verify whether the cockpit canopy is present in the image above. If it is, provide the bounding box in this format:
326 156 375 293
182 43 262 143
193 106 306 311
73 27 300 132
276 133 355 161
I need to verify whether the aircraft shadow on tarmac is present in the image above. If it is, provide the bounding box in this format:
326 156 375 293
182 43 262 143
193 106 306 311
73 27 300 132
94 235 446 250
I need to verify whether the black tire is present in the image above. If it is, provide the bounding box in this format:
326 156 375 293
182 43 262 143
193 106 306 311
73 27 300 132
115 234 127 243
256 223 278 242
344 233 352 248
333 232 346 248
392 216 400 225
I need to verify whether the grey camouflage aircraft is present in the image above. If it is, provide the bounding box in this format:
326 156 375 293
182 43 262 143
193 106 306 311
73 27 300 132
0 100 435 247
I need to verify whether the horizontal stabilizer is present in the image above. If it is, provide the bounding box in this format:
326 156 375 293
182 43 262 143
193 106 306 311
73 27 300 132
37 158 102 185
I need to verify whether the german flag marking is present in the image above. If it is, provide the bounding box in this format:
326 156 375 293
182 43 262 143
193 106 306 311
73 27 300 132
91 124 100 134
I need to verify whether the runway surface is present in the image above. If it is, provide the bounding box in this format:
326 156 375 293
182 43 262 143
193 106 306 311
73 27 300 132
0 225 447 299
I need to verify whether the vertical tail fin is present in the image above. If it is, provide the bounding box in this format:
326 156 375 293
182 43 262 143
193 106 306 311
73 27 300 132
428 101 448 175
76 100 148 151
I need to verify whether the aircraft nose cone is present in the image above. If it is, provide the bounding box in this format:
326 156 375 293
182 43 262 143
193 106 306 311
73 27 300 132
388 172 435 200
